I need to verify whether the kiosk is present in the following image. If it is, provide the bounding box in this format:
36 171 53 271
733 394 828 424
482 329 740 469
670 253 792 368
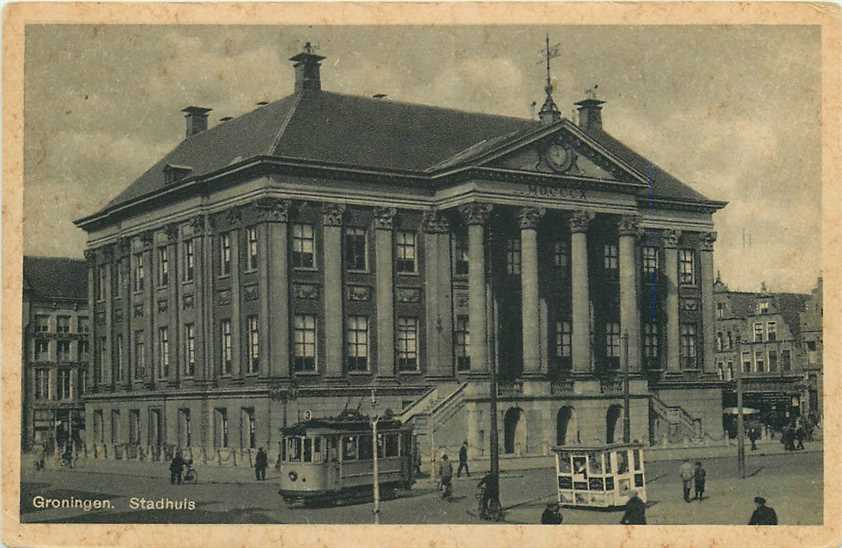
553 442 647 508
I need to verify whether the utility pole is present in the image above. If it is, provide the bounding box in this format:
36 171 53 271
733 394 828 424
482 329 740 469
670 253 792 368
370 387 381 523
623 331 631 443
735 335 746 479
487 232 502 515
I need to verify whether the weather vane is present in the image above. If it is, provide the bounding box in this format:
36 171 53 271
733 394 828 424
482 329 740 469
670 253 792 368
536 34 561 122
538 34 561 95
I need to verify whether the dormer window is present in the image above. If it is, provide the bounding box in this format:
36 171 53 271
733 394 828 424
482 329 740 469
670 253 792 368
163 164 193 184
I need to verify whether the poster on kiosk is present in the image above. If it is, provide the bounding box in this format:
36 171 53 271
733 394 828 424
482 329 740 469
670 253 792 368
554 443 647 508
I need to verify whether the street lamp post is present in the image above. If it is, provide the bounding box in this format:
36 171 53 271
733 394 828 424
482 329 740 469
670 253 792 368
623 331 631 443
735 335 746 479
370 387 381 524
487 234 502 516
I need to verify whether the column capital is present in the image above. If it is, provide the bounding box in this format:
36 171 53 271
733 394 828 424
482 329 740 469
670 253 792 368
321 203 346 227
164 222 179 243
140 230 154 248
372 206 398 230
254 197 291 223
569 210 595 233
101 243 114 262
459 203 493 226
225 206 242 228
421 209 450 234
190 215 208 235
117 235 132 254
83 248 97 264
662 228 682 248
617 215 642 237
518 207 546 230
699 231 717 252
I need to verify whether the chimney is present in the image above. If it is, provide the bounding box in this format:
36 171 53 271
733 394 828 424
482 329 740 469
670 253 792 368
289 42 326 92
574 97 605 132
182 106 212 138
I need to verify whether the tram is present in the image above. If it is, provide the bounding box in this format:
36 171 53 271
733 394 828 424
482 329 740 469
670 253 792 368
277 411 415 506
553 442 647 508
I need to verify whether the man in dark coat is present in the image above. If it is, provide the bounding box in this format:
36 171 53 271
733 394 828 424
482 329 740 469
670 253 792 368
620 490 647 524
255 447 268 481
694 461 707 501
748 496 778 525
457 441 470 478
170 452 185 485
541 502 563 524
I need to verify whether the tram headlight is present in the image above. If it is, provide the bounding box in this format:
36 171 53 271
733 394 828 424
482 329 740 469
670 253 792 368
288 471 298 481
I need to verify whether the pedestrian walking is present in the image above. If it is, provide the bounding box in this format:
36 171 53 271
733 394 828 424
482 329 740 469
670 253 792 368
438 454 453 500
693 461 706 501
413 444 422 475
679 458 695 502
170 451 185 485
541 502 563 524
477 472 499 519
749 427 759 451
255 447 268 481
457 441 470 478
620 490 647 524
795 426 805 450
748 496 778 525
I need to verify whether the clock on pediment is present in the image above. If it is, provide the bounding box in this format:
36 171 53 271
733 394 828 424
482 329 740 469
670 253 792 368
542 137 576 173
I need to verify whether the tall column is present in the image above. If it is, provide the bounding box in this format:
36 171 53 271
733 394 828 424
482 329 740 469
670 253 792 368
84 249 96 393
422 210 453 379
227 209 243 379
165 224 180 385
189 216 207 382
373 207 397 378
519 207 546 376
663 229 682 372
259 199 291 379
570 210 594 373
322 203 346 379
141 231 154 386
618 216 642 373
102 244 113 388
459 203 493 375
118 236 132 387
700 232 717 374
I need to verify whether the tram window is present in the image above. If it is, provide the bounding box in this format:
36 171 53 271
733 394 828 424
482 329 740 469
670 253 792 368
343 436 358 461
557 453 572 474
303 438 313 463
385 433 400 457
588 452 603 474
328 436 339 462
376 434 385 459
604 452 612 473
288 437 303 462
358 435 373 460
281 439 286 462
617 451 629 474
633 449 642 471
313 438 323 464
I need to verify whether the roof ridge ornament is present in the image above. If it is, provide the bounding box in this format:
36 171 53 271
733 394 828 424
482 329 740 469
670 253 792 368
537 34 562 126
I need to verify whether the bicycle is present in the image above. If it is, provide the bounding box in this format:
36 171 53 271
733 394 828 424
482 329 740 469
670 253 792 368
476 486 504 521
183 463 198 484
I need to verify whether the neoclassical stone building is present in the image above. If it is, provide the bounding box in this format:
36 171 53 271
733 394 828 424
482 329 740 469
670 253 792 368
75 45 727 464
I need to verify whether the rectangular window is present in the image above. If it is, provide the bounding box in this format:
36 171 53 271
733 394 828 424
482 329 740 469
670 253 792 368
680 324 697 368
768 349 778 372
292 224 315 269
727 361 734 381
726 331 734 350
555 320 572 361
184 324 195 377
97 337 107 382
134 331 145 379
214 408 229 448
78 316 90 334
246 227 258 271
716 302 725 320
111 410 121 444
34 368 50 400
397 317 419 371
755 350 765 373
114 335 123 382
134 253 145 292
58 369 72 400
129 410 141 444
178 408 192 447
742 351 752 373
678 249 695 285
98 265 107 301
642 246 659 280
247 316 259 374
554 240 569 269
345 227 368 272
758 301 769 314
57 340 71 362
157 247 169 286
604 243 619 272
643 323 659 360
506 238 521 275
183 239 195 281
766 321 777 342
293 315 317 372
242 408 256 449
56 316 71 334
782 349 792 371
346 315 369 372
715 332 723 352
455 315 471 371
221 320 232 375
116 258 126 295
220 232 232 276
158 327 169 379
93 410 104 444
396 231 417 273
454 238 469 276
34 339 49 361
605 322 621 365
753 322 764 343
36 315 50 333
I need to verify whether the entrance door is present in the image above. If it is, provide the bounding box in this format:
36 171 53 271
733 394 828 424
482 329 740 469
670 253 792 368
503 408 526 454
606 405 623 444
556 407 576 445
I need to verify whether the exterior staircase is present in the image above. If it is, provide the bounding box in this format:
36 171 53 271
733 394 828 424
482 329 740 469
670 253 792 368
396 382 468 461
650 394 701 444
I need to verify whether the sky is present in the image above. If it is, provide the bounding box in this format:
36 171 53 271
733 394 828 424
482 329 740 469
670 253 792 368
23 25 822 293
